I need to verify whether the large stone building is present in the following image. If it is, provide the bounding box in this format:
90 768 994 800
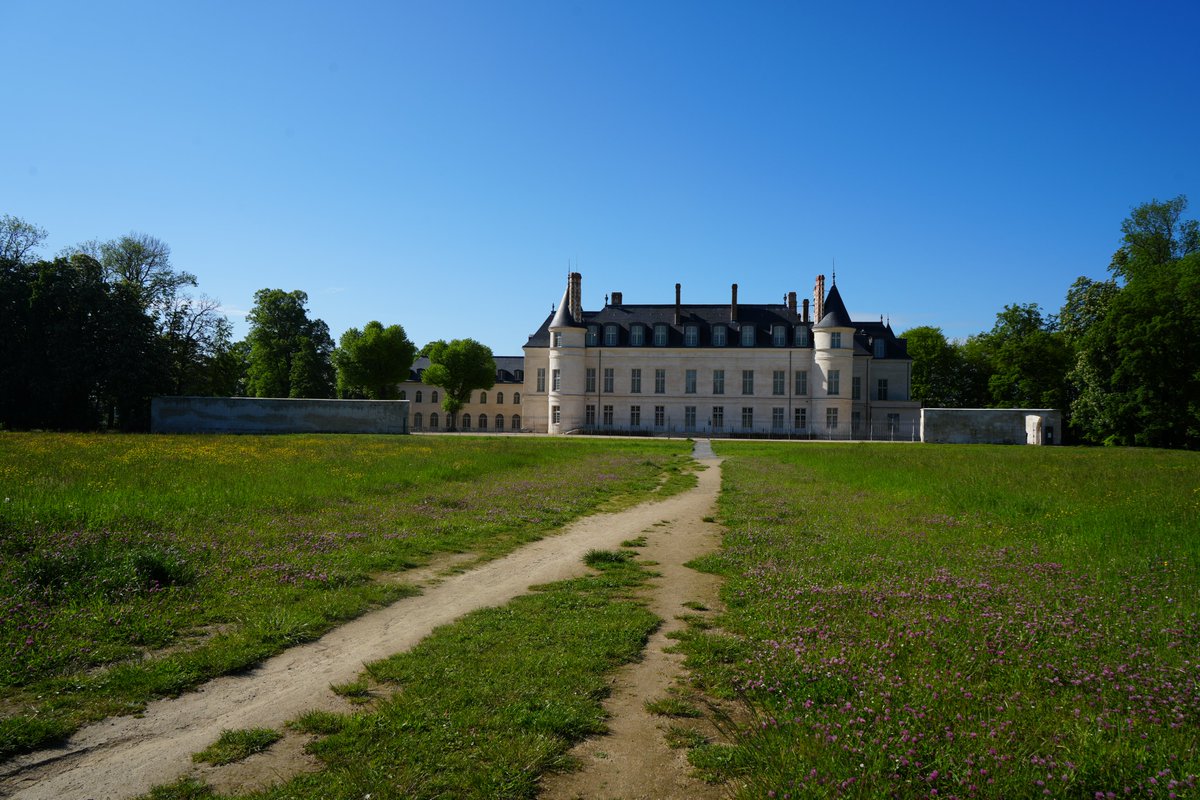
401 356 526 432
521 273 921 437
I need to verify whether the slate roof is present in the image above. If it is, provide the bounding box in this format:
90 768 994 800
813 283 853 329
407 355 525 384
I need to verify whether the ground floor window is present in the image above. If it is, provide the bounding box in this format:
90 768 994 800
772 407 784 428
630 405 641 427
712 406 724 429
413 412 423 430
654 405 665 427
602 405 613 426
741 407 753 429
430 412 439 429
551 405 560 425
826 408 838 430
585 404 596 426
794 407 806 429
495 414 505 431
511 414 521 429
462 413 471 430
478 414 488 430
684 406 696 430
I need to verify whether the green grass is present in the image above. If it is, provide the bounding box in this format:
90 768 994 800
192 727 283 766
644 696 703 718
678 442 1199 798
0 432 690 760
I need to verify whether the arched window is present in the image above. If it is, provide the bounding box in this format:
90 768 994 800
416 390 423 403
462 413 471 430
511 414 521 430
478 414 488 430
479 392 487 404
430 412 439 429
432 390 439 403
413 412 423 429
399 390 407 400
496 391 504 404
495 414 505 431
513 392 521 404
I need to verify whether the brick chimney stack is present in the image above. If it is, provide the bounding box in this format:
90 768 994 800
787 291 797 315
731 283 739 322
814 274 826 323
674 283 682 324
802 298 810 323
611 291 623 306
569 272 583 323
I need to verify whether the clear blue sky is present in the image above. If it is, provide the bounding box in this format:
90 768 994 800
6 0 1198 354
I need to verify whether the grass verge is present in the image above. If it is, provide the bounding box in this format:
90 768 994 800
192 727 282 766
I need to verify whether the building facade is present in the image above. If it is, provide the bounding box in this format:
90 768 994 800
401 356 526 432
521 273 921 438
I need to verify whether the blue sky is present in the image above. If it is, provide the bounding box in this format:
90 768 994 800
6 0 1198 354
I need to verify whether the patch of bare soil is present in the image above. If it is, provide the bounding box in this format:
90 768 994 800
0 443 727 800
538 448 728 800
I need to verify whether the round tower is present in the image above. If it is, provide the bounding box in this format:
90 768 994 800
811 279 855 437
547 272 587 434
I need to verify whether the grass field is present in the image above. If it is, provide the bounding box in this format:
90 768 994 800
677 443 1198 798
0 432 692 759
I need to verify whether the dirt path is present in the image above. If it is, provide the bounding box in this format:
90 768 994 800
540 441 726 800
1 442 726 800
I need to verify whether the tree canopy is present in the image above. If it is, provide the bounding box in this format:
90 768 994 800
245 289 336 398
420 339 496 427
334 321 417 399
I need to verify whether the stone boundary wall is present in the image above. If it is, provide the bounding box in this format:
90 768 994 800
151 397 409 434
921 408 1061 445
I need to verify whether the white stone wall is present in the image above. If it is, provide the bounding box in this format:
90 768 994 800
921 408 1063 445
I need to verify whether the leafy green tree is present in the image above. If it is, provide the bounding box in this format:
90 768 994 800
899 326 966 407
420 339 496 429
0 215 47 264
972 303 1072 410
334 321 417 399
245 289 335 398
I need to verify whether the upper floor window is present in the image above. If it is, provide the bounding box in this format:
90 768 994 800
874 338 886 358
586 368 596 393
479 392 487 404
684 325 699 347
685 369 697 394
877 378 889 401
603 368 614 393
515 369 524 382
772 325 787 347
712 325 727 347
772 370 785 395
432 390 440 403
496 391 504 404
536 368 546 393
630 368 642 393
416 390 423 403
399 390 407 400
551 369 561 391
742 369 754 395
630 324 646 346
513 392 521 404
830 332 842 349
795 326 809 347
741 325 756 346
795 370 808 396
604 324 619 346
654 369 666 394
713 369 725 394
654 324 669 346
586 325 599 346
852 376 861 400
827 370 840 396
552 332 562 347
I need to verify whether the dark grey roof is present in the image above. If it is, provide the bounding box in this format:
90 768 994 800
548 286 581 329
813 283 853 329
407 355 525 383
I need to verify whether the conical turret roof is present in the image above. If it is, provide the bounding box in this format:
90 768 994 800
549 285 580 329
813 283 853 329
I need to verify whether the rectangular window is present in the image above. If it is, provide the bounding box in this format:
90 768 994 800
772 370 785 395
794 327 809 347
741 325 756 346
826 407 839 429
795 370 808 395
586 367 596 393
828 369 840 395
654 324 668 346
630 368 642 393
585 404 596 426
604 325 618 346
654 369 666 393
742 369 754 395
794 407 807 429
877 378 889 401
741 407 754 429
852 376 861 400
712 326 726 347
552 332 562 347
630 325 645 346
773 325 786 347
552 405 560 424
831 331 842 349
712 406 724 429
654 405 665 426
685 369 697 394
586 326 598 346
630 405 641 427
685 325 698 346
537 367 546 393
684 406 696 429
552 369 561 391
713 369 725 395
603 368 614 393
772 407 784 428
874 338 886 358
602 405 613 425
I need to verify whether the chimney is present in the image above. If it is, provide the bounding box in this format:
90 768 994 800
611 291 623 306
731 283 739 322
787 291 797 315
569 272 583 323
802 298 810 323
674 283 682 324
814 274 826 323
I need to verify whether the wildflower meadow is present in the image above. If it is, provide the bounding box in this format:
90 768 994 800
680 443 1198 799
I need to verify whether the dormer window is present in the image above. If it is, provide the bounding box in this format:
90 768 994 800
654 324 668 346
684 325 699 347
712 325 727 347
830 332 842 349
795 327 809 347
772 325 786 347
741 325 756 346
630 324 645 346
874 338 886 358
586 325 599 346
604 324 618 346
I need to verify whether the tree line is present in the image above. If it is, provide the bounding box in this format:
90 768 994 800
0 217 494 431
901 196 1199 449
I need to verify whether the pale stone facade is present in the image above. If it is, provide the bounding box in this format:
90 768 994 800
521 273 921 438
400 356 526 432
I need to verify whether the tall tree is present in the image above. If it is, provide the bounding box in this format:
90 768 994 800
0 215 47 265
420 339 496 429
334 321 417 399
244 289 335 398
900 326 966 407
974 303 1072 410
